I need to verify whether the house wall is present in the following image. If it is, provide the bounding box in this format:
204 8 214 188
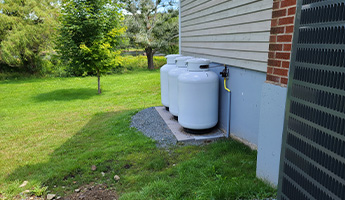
179 0 297 187
210 64 266 147
256 84 287 186
256 0 297 186
266 0 296 85
180 0 273 72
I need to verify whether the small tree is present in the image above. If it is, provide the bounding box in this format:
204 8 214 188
57 0 124 94
0 0 58 73
122 0 179 70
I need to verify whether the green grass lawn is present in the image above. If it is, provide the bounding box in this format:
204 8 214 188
0 71 276 199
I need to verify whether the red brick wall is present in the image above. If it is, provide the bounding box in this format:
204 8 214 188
266 0 297 86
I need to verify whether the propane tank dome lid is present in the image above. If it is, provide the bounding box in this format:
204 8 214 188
175 56 193 67
165 54 182 64
186 58 210 71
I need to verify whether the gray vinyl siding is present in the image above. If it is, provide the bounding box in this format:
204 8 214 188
180 0 273 72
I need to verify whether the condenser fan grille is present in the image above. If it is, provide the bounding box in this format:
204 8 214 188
278 1 345 200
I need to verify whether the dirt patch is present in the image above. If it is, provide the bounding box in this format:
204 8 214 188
62 183 118 200
123 164 132 169
14 194 44 200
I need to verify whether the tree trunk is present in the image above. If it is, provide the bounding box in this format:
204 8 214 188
97 70 101 94
145 47 154 70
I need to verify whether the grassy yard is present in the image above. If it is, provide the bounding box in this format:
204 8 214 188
0 70 276 199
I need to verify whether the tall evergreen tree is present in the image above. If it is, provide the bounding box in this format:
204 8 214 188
57 0 125 94
122 0 179 70
0 0 59 73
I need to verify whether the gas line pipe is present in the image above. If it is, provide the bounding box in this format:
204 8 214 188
220 66 231 138
224 79 231 92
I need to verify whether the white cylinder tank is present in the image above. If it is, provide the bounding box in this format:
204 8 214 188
178 58 219 130
160 54 181 108
168 56 193 117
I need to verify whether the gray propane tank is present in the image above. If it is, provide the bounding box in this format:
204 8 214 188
160 54 181 108
168 56 193 117
177 58 219 130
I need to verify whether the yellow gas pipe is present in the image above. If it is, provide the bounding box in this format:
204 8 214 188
221 66 231 139
224 78 231 92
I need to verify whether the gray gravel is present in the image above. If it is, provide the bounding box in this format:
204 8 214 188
131 107 178 148
131 107 223 148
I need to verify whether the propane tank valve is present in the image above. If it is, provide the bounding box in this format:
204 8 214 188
220 66 229 78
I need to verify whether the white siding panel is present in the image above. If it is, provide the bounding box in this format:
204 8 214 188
181 0 228 16
180 0 273 72
182 0 212 12
181 32 270 42
181 50 268 72
181 1 272 27
182 42 269 52
181 0 271 22
182 9 272 32
182 21 271 37
181 0 194 6
182 47 268 62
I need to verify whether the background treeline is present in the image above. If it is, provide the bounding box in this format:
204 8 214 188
0 0 179 78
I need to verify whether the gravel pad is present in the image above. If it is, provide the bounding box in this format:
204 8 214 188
131 107 177 148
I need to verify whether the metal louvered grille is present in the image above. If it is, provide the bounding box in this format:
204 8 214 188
278 1 345 200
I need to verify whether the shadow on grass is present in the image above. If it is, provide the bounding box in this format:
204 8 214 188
0 76 62 85
4 109 155 197
34 88 99 102
4 109 276 199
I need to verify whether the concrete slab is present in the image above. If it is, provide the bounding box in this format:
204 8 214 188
155 107 225 142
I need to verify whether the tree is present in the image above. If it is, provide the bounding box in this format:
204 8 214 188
0 0 59 73
122 0 179 70
157 15 179 55
57 0 125 94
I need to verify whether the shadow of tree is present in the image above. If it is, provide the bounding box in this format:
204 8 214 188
5 110 156 197
4 109 275 200
34 88 99 102
0 77 51 85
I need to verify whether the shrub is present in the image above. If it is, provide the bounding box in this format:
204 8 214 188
0 55 167 79
116 55 166 72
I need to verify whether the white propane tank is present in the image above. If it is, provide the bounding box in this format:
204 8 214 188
160 54 181 108
168 56 193 117
178 58 219 130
